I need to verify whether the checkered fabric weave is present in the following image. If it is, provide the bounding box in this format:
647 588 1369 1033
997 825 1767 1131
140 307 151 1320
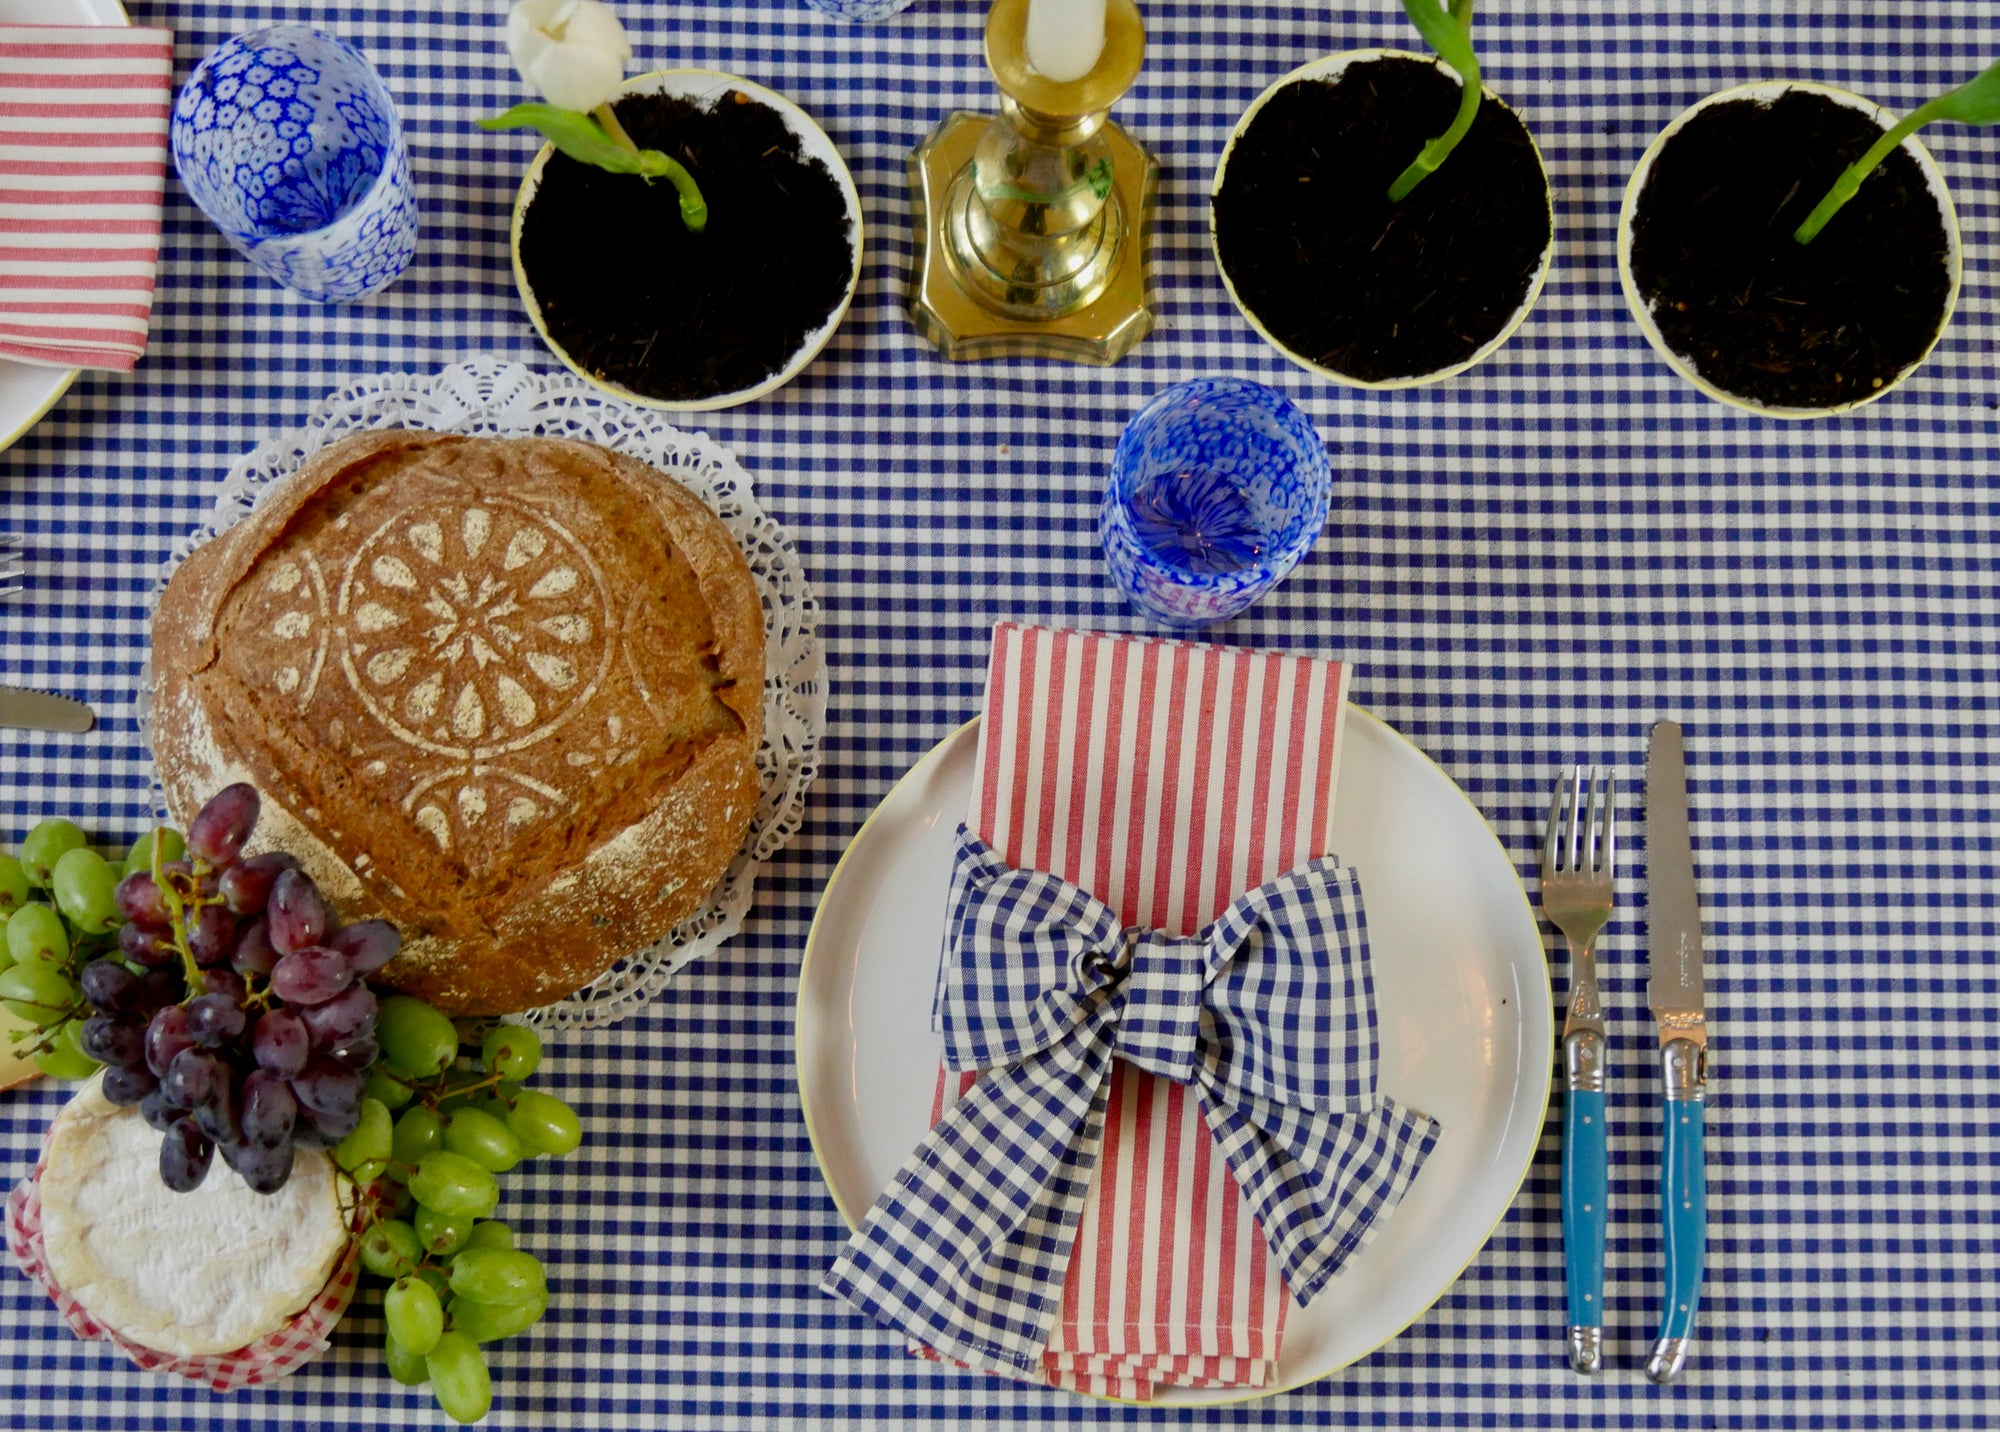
4 2 2000 1427
824 829 1439 1372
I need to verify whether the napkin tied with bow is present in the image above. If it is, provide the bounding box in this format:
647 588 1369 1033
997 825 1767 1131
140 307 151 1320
824 624 1440 1396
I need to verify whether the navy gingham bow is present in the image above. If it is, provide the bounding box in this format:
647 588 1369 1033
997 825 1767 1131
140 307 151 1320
822 829 1442 1376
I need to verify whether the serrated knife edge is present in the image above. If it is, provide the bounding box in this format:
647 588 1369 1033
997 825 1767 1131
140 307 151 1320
1646 720 1706 1045
0 685 96 733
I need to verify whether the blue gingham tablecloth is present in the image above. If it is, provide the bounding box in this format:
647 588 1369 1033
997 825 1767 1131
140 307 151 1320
3 2 1996 1427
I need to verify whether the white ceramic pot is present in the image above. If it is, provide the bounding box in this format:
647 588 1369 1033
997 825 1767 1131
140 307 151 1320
508 70 864 412
1210 50 1556 391
1616 80 1962 419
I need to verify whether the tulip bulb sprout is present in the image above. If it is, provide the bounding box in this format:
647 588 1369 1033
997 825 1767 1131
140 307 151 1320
1388 0 1481 203
479 0 707 232
1793 57 2000 245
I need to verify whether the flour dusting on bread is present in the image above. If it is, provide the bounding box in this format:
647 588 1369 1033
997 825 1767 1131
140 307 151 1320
152 432 764 1014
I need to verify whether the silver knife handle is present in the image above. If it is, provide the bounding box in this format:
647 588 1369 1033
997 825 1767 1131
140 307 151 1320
1661 1036 1708 1096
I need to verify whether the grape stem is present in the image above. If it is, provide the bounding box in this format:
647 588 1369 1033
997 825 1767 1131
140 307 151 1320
151 841 208 998
424 1070 511 1104
349 1188 467 1337
150 844 277 1010
6 1006 81 1057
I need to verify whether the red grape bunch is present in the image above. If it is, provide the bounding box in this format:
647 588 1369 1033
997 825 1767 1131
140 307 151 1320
94 783 400 1195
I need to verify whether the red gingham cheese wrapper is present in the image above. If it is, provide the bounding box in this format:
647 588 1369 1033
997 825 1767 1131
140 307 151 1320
915 622 1354 1399
8 1147 360 1392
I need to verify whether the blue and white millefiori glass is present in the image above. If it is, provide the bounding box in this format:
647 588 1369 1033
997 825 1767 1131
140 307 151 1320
797 0 920 21
171 25 418 304
1100 377 1333 626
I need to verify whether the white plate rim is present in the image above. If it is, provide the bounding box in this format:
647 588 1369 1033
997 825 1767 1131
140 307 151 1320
797 705 1552 1406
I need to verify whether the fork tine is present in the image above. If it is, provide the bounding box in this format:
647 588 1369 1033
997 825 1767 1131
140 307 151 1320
1567 765 1586 871
1583 767 1603 872
1544 770 1568 871
1598 771 1616 875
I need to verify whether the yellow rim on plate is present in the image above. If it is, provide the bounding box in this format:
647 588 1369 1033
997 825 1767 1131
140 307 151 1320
506 69 863 413
1616 80 1962 419
795 706 1551 1406
1210 50 1557 392
0 370 77 453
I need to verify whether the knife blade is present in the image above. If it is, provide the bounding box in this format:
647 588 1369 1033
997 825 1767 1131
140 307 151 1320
0 686 95 733
1645 719 1707 1384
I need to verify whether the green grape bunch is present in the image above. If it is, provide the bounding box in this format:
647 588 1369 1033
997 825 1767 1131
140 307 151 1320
348 1009 584 1423
0 817 146 1080
3 809 581 1423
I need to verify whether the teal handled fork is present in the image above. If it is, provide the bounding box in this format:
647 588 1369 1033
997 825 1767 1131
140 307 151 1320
1541 768 1615 1374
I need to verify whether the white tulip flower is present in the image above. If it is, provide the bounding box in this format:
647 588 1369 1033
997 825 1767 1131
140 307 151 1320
507 0 634 115
484 0 707 230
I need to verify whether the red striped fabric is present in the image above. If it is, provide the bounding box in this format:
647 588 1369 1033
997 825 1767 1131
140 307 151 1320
0 25 173 372
926 622 1352 1399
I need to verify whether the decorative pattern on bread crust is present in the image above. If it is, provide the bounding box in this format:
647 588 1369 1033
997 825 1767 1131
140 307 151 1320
151 431 765 1013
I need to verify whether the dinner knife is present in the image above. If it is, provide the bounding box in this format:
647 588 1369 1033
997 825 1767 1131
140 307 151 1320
0 686 95 734
1644 720 1707 1384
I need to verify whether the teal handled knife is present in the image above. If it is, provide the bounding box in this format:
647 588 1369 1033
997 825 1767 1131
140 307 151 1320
1645 720 1708 1384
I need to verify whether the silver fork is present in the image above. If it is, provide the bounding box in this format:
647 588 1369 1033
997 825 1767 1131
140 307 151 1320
0 535 21 598
1542 768 1616 1375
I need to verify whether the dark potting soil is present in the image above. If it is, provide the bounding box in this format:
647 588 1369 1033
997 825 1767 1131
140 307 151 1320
1211 56 1552 383
1627 90 1951 410
518 91 854 403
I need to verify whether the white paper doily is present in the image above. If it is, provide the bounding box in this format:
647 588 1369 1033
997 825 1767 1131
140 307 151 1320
138 357 825 1029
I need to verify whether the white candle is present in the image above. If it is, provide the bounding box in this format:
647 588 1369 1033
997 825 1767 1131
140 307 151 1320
1025 0 1107 84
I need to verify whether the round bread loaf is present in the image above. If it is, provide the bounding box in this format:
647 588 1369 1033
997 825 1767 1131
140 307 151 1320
152 431 764 1014
39 1076 350 1357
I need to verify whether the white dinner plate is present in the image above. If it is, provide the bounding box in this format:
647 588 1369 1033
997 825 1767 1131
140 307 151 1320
0 0 130 453
798 709 1552 1405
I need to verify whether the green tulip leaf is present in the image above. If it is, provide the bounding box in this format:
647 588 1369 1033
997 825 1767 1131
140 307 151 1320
480 103 636 171
1795 56 2000 243
478 103 709 231
1388 0 1484 202
1926 55 2000 126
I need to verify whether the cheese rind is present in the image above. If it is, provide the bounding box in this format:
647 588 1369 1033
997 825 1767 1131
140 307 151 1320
38 1077 351 1357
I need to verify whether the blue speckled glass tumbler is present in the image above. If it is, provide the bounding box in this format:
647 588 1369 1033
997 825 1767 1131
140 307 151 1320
798 0 919 18
171 25 418 304
1099 377 1332 626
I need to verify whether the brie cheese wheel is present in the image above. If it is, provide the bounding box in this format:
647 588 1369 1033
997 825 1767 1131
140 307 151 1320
38 1077 350 1357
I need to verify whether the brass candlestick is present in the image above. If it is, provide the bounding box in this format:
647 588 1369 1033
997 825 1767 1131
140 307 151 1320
909 0 1158 364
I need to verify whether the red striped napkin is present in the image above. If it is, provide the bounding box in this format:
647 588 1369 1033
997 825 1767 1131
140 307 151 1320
0 25 173 371
922 621 1352 1399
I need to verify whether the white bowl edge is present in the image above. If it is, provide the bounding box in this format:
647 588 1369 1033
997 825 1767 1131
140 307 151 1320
1209 49 1557 392
508 70 865 413
1614 80 1963 420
